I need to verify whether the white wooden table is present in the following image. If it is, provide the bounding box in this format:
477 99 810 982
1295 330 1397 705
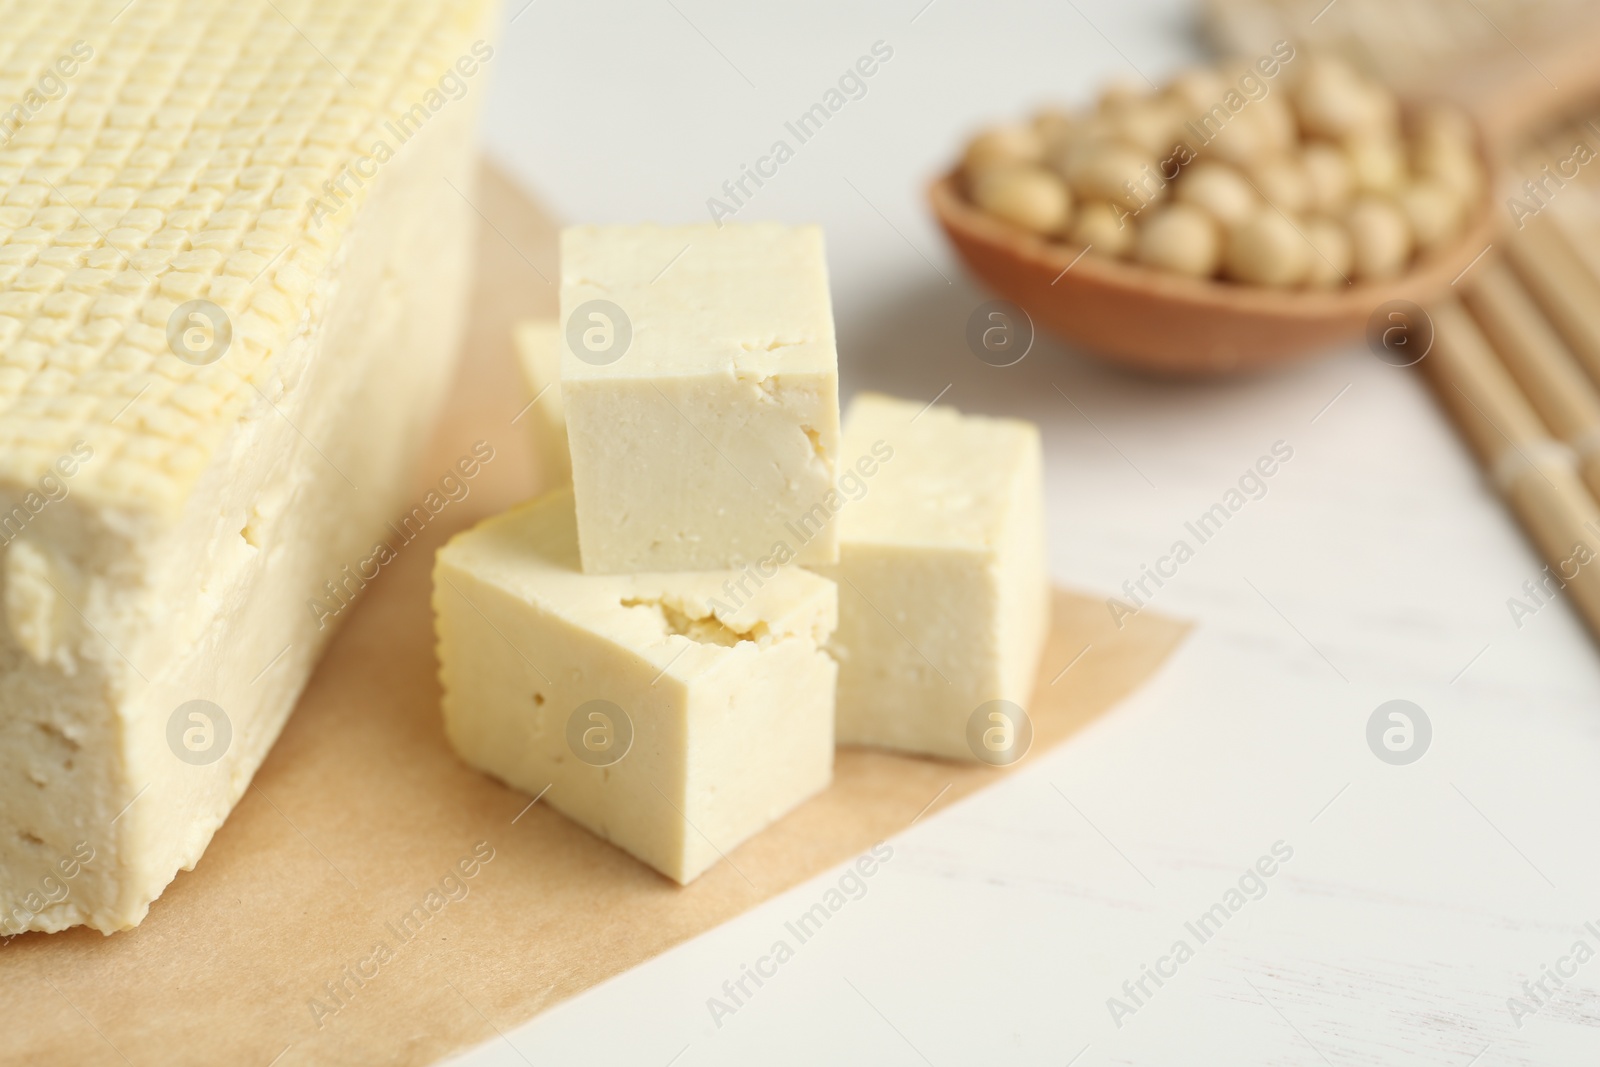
447 1 1600 1062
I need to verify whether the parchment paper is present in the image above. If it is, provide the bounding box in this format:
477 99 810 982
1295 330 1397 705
1 161 1191 1067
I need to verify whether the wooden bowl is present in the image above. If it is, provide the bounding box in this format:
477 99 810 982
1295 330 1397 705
928 171 1497 376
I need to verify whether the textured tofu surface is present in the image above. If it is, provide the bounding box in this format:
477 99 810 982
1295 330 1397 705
811 393 1050 760
0 0 496 933
560 223 840 573
434 487 838 884
0 0 491 514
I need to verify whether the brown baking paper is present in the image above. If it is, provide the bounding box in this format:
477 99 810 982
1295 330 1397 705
1 162 1191 1067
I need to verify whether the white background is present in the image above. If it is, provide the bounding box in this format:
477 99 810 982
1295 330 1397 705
449 1 1600 1063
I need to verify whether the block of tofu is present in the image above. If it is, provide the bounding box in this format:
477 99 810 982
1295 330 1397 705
434 487 837 884
560 224 840 574
810 393 1050 761
0 0 496 934
512 318 569 486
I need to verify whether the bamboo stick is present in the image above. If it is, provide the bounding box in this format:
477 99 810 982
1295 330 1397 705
1426 298 1554 462
1462 258 1600 503
1422 298 1600 640
1547 192 1600 288
1503 215 1600 385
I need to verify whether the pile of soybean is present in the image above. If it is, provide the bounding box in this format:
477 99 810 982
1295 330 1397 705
960 54 1483 288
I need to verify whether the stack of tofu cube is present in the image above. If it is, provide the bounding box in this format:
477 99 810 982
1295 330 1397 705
434 224 1051 884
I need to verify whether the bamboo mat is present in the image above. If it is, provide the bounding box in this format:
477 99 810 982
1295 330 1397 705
1420 123 1600 641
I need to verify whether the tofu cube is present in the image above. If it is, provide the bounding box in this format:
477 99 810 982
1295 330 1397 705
810 393 1050 761
560 224 840 574
433 488 837 884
